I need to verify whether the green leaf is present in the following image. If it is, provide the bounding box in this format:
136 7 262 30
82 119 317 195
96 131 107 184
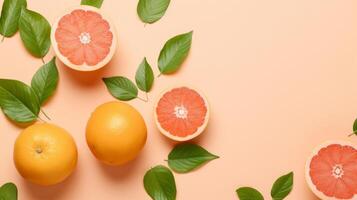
135 58 154 92
103 76 138 101
271 172 294 200
0 0 27 39
168 143 219 173
158 31 193 75
352 118 357 136
0 79 40 123
31 57 59 105
0 183 17 200
144 165 176 200
81 0 104 8
137 0 170 24
18 8 51 58
236 187 264 200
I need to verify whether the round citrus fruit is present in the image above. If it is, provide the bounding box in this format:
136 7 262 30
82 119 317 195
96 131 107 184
154 86 209 141
305 141 357 200
86 101 147 166
51 5 117 71
14 123 78 186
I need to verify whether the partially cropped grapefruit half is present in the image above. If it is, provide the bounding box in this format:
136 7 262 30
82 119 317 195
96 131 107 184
154 87 210 142
305 141 357 200
51 5 117 71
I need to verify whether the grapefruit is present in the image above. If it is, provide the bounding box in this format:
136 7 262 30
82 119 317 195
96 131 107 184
305 141 357 200
51 5 117 71
154 87 209 142
86 101 147 166
13 123 78 186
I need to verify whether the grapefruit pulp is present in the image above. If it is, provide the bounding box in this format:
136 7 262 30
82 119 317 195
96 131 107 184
305 141 357 200
13 123 78 186
86 101 147 166
51 5 117 71
154 87 209 142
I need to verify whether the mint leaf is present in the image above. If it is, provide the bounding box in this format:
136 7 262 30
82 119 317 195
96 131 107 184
168 143 219 173
144 165 176 200
19 8 51 58
0 79 40 123
135 58 154 92
81 0 104 8
31 57 59 105
0 0 27 39
158 31 193 75
137 0 170 24
0 183 17 200
271 172 293 200
103 76 138 101
236 187 264 200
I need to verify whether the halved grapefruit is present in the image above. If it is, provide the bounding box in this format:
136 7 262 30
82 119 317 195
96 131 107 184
51 5 117 71
154 87 209 142
305 141 357 200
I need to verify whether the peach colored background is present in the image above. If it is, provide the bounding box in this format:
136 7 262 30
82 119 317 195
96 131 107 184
1 0 357 199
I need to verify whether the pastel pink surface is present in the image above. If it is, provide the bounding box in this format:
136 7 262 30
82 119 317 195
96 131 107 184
1 0 357 199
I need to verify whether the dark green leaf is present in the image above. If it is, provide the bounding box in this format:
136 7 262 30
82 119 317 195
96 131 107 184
236 187 264 200
135 58 154 92
19 8 51 58
137 0 170 24
158 31 193 74
168 143 219 173
81 0 104 8
144 165 176 200
271 172 293 200
352 118 357 136
0 0 27 38
0 79 40 123
31 57 59 105
103 76 138 101
0 183 17 200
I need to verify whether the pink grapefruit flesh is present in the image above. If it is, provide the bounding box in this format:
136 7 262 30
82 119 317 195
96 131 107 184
51 6 116 71
305 141 357 200
154 87 209 141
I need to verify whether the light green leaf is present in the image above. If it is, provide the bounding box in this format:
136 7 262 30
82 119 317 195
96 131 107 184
103 76 138 101
0 183 17 200
137 0 170 24
0 79 40 123
236 187 264 200
168 143 219 173
81 0 104 8
144 165 176 200
135 58 154 92
0 0 27 39
158 31 193 75
19 8 51 58
271 172 294 200
31 57 59 105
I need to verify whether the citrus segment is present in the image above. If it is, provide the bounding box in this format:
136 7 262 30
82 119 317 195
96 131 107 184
51 6 116 71
306 141 357 200
155 87 209 141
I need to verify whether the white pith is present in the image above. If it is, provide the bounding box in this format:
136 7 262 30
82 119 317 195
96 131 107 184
79 32 91 44
174 105 188 119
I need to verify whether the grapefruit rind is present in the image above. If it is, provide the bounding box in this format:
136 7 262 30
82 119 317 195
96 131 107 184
51 5 117 72
305 140 357 200
154 86 210 142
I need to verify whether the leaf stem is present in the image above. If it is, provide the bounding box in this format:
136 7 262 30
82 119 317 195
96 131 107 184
1 36 4 43
41 109 51 121
37 116 46 123
41 57 45 64
145 92 149 102
137 96 148 102
157 73 162 78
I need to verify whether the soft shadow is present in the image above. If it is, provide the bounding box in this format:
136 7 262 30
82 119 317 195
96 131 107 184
59 50 120 86
97 151 147 181
4 115 36 130
21 168 79 200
